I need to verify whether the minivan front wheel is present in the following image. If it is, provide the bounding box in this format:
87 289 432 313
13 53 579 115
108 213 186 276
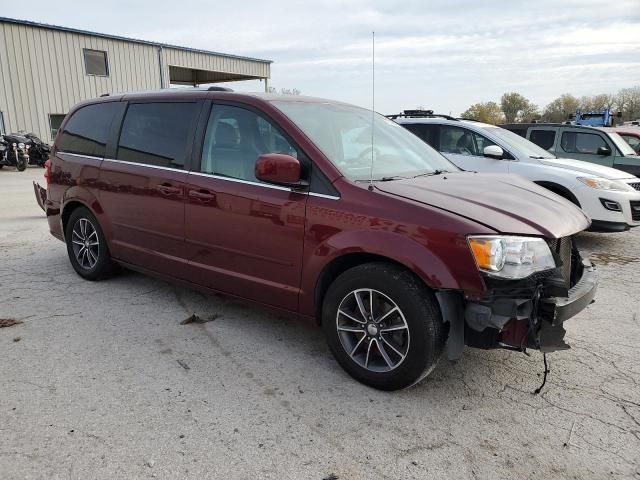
65 207 115 280
322 262 446 390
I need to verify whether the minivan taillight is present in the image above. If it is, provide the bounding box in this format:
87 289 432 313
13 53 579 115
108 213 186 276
44 159 51 186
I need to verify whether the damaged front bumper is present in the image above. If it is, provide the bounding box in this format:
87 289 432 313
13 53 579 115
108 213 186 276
437 239 598 359
33 181 46 211
537 259 597 351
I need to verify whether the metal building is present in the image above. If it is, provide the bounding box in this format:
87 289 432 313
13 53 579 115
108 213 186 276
0 17 272 141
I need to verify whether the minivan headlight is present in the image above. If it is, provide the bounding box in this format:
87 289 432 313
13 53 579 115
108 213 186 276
577 177 629 191
468 236 556 279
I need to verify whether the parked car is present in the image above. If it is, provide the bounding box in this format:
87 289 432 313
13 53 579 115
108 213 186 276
611 127 640 154
35 90 598 390
500 122 639 176
392 112 640 232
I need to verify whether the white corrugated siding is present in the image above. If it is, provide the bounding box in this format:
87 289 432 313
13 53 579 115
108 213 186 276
0 21 270 141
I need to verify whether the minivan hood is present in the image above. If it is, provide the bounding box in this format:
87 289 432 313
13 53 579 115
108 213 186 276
539 157 635 180
376 172 590 238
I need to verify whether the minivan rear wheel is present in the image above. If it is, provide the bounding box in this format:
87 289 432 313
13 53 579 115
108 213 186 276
322 262 446 390
65 207 115 280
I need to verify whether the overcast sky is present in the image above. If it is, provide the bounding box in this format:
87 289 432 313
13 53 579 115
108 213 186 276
5 0 640 114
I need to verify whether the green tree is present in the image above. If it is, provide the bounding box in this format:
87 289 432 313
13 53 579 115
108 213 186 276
519 103 541 122
500 92 538 123
542 94 580 122
460 102 504 125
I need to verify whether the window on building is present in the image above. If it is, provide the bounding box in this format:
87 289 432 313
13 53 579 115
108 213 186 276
57 103 119 157
560 131 607 155
529 129 556 150
0 111 6 135
117 102 200 169
49 114 66 140
84 49 109 76
201 104 300 182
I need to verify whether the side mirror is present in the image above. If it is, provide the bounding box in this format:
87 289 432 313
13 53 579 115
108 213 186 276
255 153 302 186
483 145 504 159
597 146 612 156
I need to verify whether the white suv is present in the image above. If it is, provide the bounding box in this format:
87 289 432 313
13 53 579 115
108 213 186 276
392 113 640 232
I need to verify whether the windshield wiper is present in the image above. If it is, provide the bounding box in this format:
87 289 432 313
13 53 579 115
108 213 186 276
378 175 408 181
413 170 448 178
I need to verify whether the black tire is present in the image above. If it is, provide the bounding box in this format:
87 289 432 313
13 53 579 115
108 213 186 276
65 207 116 280
16 157 26 171
322 262 446 390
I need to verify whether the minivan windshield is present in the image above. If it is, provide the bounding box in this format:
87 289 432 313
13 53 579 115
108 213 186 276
272 101 458 181
482 126 556 159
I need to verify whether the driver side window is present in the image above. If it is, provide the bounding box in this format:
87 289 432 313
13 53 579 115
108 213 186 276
439 126 494 156
200 104 299 182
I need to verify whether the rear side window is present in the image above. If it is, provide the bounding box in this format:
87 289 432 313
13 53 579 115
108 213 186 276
403 124 436 147
118 103 199 169
506 126 527 138
57 103 119 157
560 131 607 155
529 129 556 150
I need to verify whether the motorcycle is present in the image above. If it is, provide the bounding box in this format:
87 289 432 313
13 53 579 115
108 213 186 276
22 132 51 167
0 131 50 170
0 134 30 171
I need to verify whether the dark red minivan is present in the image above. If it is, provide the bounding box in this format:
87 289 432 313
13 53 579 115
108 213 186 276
36 90 598 390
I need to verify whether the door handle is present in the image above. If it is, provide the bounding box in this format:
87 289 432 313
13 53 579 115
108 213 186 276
157 183 181 195
188 189 216 202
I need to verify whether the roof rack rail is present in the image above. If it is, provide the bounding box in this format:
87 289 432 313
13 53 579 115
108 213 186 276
386 109 459 121
207 86 234 92
100 93 110 97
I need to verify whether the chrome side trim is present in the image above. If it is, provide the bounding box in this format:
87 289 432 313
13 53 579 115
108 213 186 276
309 192 340 200
58 151 103 161
102 158 184 173
188 171 302 193
60 153 341 198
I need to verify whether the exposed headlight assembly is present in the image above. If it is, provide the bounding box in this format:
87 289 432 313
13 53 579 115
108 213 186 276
577 177 629 191
468 236 556 279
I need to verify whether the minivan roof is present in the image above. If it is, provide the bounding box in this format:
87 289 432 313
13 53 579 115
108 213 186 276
76 89 353 109
66 90 361 124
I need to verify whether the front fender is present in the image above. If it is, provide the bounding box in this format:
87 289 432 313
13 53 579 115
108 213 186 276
299 228 485 318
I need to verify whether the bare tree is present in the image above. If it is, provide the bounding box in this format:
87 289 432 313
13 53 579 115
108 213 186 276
280 88 302 95
615 86 640 121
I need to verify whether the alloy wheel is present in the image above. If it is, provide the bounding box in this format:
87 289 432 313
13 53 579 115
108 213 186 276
335 288 410 372
71 218 100 270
